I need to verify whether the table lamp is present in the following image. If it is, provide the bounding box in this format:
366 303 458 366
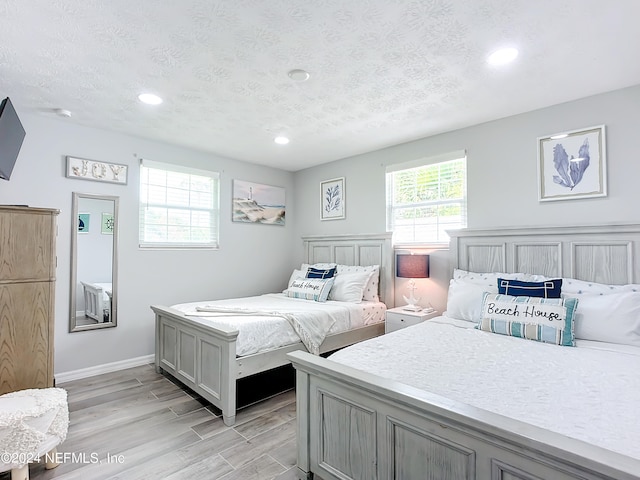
396 253 429 311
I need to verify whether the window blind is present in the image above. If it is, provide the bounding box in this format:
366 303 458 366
139 159 220 249
386 152 467 244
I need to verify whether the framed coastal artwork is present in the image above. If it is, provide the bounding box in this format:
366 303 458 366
232 179 285 225
320 177 345 220
101 213 114 234
537 125 607 202
78 213 90 233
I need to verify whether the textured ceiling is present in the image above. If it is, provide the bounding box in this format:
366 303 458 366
1 0 639 171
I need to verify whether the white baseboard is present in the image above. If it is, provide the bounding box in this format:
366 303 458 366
55 354 155 384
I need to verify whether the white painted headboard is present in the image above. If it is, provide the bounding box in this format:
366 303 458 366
302 233 394 308
449 224 640 284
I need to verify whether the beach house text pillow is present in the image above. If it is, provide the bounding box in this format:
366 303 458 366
286 278 334 302
477 293 578 346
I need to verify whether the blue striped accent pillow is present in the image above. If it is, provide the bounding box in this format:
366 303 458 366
285 278 334 302
477 292 578 346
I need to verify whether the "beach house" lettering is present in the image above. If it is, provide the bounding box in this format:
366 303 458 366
483 300 566 327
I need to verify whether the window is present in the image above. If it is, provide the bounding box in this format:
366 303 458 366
386 151 467 244
139 159 220 248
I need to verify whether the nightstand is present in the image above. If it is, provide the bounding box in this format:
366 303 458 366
385 307 439 333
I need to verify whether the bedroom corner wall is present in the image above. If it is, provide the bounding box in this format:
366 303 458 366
293 84 640 309
0 113 295 374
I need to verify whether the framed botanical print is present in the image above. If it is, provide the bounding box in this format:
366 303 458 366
320 177 345 220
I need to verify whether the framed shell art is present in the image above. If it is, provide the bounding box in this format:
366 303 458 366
66 156 128 185
320 177 345 220
537 125 607 202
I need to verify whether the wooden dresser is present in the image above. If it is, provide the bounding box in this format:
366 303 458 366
0 205 59 394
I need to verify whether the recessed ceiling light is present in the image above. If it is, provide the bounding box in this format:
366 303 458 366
487 47 519 66
287 69 310 82
274 136 290 145
54 108 72 118
138 93 163 105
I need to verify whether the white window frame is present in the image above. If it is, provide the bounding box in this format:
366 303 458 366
386 150 467 245
139 159 220 249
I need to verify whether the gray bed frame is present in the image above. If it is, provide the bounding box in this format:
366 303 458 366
152 233 393 426
289 224 640 480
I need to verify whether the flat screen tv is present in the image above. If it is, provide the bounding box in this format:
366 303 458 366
0 97 26 181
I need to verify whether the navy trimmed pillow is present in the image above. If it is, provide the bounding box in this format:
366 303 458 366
306 266 337 279
497 278 562 298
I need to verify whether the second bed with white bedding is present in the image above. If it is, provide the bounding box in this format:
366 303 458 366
329 316 640 461
172 293 386 356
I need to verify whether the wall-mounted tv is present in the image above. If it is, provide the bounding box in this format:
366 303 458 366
0 97 26 181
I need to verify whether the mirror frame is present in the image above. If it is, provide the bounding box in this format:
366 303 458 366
69 192 120 332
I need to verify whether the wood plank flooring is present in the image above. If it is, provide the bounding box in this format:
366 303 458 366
2 364 300 480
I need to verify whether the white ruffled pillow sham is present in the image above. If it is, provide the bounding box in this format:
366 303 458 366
445 269 640 347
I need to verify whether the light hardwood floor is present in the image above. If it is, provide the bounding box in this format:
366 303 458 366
3 364 299 480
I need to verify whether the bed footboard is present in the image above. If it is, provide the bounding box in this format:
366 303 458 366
80 281 111 322
288 351 640 480
152 305 239 426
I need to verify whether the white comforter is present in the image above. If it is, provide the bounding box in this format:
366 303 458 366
172 293 385 356
329 317 640 461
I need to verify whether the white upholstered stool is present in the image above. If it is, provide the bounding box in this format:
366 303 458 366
0 388 69 480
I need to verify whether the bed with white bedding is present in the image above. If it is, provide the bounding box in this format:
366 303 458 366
330 317 640 462
152 233 393 426
171 294 386 357
289 224 640 480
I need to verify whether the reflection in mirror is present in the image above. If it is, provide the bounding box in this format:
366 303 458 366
69 193 119 332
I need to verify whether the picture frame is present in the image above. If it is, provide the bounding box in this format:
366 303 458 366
537 125 607 202
232 179 286 225
320 177 345 220
66 156 128 185
78 213 90 234
101 213 114 235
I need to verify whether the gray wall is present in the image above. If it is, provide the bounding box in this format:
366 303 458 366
0 113 295 374
1 84 637 374
293 84 640 311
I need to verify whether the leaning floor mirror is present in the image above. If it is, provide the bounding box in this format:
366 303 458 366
69 193 119 332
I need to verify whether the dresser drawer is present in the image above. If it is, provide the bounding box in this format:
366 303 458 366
385 309 438 333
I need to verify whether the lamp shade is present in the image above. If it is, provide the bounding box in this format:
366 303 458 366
396 254 429 278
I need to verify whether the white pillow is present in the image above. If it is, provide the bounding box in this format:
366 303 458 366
286 269 304 289
453 269 532 286
444 279 495 322
562 278 640 295
329 271 373 303
445 270 533 321
337 264 380 302
563 290 640 346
